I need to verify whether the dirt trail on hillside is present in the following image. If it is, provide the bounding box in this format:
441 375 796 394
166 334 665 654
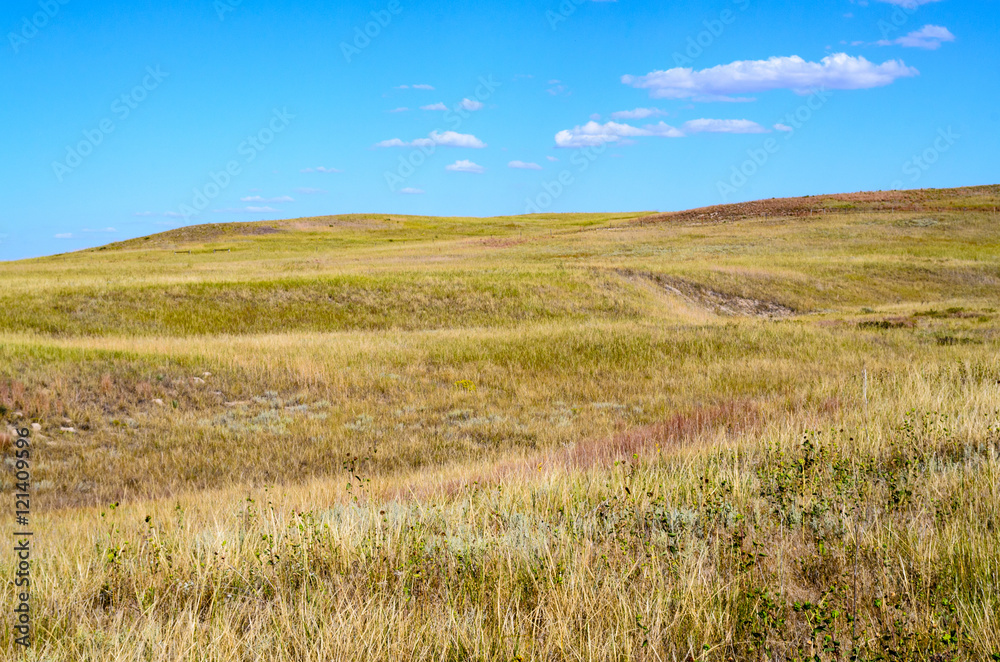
616 268 795 319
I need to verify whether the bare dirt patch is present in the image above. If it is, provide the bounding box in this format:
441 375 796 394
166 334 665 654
617 269 795 319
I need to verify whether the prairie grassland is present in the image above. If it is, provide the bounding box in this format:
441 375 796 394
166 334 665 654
1 186 999 660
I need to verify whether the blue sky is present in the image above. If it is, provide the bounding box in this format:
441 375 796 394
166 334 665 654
2 0 997 260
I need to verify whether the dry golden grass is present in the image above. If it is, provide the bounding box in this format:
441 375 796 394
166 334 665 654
1 186 999 660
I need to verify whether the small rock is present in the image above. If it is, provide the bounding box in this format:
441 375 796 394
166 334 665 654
31 423 41 432
60 427 76 433
192 377 205 384
202 372 212 377
153 399 164 406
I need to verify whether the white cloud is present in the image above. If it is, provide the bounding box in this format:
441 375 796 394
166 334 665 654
446 159 485 173
622 53 918 100
420 102 448 111
644 122 687 138
610 107 666 120
295 187 326 194
212 206 279 213
399 187 424 194
877 25 955 49
388 107 410 113
554 120 684 147
509 160 543 170
774 123 794 132
459 98 484 111
374 130 487 149
241 195 294 203
374 139 412 148
54 233 73 239
682 119 770 134
875 0 942 8
412 84 435 90
546 156 559 162
300 167 342 173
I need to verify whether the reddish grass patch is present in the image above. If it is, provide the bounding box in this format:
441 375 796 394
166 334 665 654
563 399 762 469
388 399 764 501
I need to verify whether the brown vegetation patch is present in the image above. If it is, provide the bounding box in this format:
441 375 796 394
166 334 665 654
630 185 1000 226
857 317 916 330
476 237 529 248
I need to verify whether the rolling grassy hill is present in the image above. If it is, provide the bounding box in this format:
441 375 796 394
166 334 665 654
1 186 999 660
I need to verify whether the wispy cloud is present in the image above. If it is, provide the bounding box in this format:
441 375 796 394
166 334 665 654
547 79 569 96
546 156 559 162
54 233 73 239
875 0 942 8
554 120 683 148
375 130 487 149
446 159 485 173
399 187 424 194
241 195 294 203
610 107 666 120
459 98 484 111
508 160 543 170
300 166 342 173
877 25 955 49
388 107 410 113
623 53 918 100
682 119 770 134
395 83 435 90
420 102 449 111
